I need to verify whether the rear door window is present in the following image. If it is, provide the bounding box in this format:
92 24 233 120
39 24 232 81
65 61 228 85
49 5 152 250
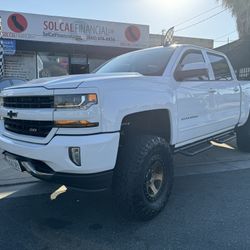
207 53 232 81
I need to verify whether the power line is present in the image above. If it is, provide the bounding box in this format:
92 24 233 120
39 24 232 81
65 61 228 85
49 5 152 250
175 8 229 33
215 30 237 40
214 39 239 48
175 5 223 27
215 39 238 43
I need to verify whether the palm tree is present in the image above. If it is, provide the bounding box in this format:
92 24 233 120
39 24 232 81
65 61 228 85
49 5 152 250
218 0 250 38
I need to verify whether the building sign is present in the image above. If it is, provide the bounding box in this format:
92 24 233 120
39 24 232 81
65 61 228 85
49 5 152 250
0 11 149 48
3 39 16 55
7 13 28 33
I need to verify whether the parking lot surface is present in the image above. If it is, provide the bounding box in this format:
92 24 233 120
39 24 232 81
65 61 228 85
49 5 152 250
1 141 250 250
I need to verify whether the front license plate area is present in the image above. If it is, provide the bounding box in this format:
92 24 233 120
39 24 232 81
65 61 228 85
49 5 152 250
5 154 22 172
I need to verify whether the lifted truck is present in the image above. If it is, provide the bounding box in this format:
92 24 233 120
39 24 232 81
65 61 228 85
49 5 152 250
1 44 250 220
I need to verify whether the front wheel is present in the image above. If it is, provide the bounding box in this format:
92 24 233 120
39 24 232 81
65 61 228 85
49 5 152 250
113 135 174 221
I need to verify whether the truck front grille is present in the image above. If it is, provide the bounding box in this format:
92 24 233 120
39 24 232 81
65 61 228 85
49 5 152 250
4 118 53 137
3 96 54 109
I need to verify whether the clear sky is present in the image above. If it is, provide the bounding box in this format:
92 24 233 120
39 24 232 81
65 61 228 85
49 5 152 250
0 0 239 48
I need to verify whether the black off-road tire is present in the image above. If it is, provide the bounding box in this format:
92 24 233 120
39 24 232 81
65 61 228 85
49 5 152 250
237 116 250 152
113 135 174 221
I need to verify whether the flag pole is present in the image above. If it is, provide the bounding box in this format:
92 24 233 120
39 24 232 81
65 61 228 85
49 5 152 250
163 27 175 47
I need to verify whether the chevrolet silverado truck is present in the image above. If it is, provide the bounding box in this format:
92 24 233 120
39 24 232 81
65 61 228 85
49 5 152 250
0 44 250 221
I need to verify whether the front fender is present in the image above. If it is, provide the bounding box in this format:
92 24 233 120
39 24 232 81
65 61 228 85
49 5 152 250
97 78 177 144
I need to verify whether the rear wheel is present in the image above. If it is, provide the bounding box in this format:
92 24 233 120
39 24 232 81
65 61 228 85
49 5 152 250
237 116 250 152
113 135 174 221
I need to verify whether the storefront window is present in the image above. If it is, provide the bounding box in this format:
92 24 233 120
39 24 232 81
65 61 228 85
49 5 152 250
4 51 36 80
70 55 89 74
88 58 107 72
37 53 69 78
3 50 107 81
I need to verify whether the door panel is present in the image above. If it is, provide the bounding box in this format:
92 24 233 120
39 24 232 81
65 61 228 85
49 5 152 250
210 82 240 130
175 49 216 143
177 81 216 142
207 53 241 130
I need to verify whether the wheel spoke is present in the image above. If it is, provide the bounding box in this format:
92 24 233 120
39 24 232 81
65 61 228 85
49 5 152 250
144 161 165 200
149 183 158 195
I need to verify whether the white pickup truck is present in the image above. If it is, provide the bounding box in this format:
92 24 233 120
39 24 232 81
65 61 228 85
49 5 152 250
0 44 250 220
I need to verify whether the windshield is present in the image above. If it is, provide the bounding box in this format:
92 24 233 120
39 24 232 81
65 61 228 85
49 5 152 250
11 79 26 86
95 47 175 76
0 80 11 90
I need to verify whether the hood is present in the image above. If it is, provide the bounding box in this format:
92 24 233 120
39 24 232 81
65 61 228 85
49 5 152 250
7 73 142 90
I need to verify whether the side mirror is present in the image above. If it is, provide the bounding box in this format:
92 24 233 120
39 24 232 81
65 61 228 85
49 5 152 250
175 62 209 81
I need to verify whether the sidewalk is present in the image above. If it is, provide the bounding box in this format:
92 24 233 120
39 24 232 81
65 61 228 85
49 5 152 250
0 157 38 187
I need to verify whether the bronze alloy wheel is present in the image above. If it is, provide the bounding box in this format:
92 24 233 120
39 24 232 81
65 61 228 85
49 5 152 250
144 160 165 202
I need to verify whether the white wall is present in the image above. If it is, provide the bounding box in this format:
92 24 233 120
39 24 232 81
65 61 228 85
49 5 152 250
149 34 214 49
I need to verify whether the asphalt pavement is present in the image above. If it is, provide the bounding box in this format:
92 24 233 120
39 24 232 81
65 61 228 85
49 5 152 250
0 158 37 186
1 140 250 249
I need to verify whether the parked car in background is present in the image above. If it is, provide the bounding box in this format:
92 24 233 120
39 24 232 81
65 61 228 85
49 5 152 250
0 78 26 91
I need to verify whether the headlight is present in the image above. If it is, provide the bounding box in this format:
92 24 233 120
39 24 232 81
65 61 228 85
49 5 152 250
54 94 97 109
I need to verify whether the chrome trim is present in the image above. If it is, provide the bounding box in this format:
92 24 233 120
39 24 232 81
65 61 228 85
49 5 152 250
21 161 54 177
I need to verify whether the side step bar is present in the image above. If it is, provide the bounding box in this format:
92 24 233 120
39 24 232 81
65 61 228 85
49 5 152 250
174 130 236 157
213 133 236 144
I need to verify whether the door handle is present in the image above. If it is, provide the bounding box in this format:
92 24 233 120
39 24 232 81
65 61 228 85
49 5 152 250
234 87 240 92
208 89 217 94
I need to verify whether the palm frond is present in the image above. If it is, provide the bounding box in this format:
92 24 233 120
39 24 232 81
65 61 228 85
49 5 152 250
217 0 250 37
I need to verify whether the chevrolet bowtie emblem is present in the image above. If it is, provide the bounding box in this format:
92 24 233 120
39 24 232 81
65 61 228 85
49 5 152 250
7 110 18 119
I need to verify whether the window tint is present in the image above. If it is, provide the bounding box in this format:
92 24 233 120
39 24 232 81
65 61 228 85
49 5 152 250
177 50 209 81
208 53 232 80
96 47 175 76
11 79 26 86
0 80 11 90
180 51 205 66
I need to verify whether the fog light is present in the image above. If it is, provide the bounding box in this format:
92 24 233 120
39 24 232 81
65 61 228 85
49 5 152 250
69 147 81 166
